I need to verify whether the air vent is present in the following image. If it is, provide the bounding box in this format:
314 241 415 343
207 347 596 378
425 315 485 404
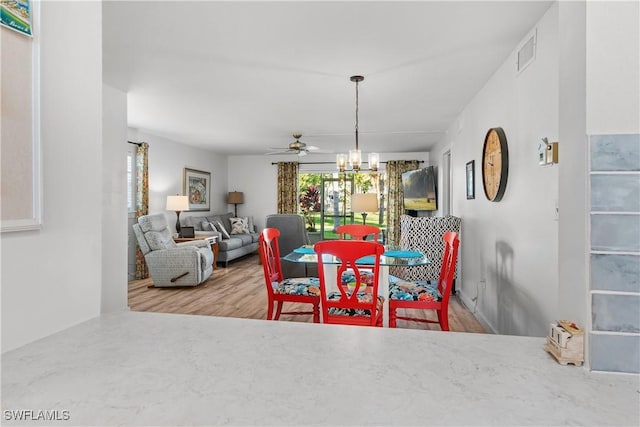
517 29 537 73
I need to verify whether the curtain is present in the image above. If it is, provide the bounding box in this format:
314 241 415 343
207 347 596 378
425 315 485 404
385 160 420 246
277 161 299 214
135 142 150 279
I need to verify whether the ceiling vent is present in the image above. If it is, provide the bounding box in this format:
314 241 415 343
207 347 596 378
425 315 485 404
517 29 537 73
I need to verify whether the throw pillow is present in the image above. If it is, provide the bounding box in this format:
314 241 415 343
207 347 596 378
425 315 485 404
216 221 231 239
201 221 216 231
230 217 250 234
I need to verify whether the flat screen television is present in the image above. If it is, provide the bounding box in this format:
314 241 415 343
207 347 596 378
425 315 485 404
402 166 437 211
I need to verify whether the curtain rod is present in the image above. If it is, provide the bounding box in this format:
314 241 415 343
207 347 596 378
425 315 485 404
270 160 424 165
127 141 143 146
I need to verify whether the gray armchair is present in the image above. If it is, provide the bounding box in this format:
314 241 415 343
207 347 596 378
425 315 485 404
265 214 315 278
133 213 214 287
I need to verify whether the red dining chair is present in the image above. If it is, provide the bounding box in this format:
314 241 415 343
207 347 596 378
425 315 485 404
388 231 460 331
336 224 381 241
335 224 381 288
259 228 320 323
314 240 385 327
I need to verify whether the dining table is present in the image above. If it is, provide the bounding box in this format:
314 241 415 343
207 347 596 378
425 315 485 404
283 244 430 327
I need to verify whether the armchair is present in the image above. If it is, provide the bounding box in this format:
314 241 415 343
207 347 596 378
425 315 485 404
133 213 214 287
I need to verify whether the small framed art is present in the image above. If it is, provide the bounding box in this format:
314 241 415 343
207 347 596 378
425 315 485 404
466 160 475 200
183 168 211 211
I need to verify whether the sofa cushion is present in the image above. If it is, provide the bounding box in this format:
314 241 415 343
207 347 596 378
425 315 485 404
183 216 209 231
251 233 260 243
201 221 216 231
230 217 250 234
233 234 253 245
217 237 243 251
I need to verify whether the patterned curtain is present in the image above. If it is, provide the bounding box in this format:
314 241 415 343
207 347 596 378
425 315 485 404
385 160 420 245
135 142 150 279
277 161 299 214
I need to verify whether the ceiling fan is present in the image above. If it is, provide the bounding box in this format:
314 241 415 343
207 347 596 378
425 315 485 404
265 134 320 156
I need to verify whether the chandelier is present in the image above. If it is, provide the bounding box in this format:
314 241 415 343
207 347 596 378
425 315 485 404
336 75 379 172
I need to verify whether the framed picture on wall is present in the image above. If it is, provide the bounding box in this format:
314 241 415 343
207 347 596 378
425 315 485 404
183 168 211 211
466 160 475 200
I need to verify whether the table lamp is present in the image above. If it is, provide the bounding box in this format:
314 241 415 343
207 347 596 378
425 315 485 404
228 191 244 217
166 195 189 235
351 193 378 225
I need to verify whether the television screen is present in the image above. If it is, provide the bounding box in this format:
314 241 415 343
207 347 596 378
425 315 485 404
402 167 437 211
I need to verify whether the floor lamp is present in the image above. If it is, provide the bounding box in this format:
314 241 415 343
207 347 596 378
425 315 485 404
351 193 378 225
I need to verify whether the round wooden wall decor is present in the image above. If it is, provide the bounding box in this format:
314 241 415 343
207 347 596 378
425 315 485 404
481 127 509 202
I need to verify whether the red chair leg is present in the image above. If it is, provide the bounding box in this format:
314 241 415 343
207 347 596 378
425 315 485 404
266 297 274 320
313 302 320 323
438 307 450 331
274 301 284 320
389 305 397 328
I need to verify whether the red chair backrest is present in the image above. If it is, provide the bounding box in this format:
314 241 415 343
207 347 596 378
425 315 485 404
259 228 283 296
314 240 385 323
437 231 460 305
336 224 381 241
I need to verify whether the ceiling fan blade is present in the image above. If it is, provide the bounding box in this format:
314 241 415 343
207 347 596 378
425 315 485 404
306 145 320 151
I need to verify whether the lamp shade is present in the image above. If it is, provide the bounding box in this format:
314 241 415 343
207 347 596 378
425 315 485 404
166 195 189 212
351 193 378 213
228 191 244 204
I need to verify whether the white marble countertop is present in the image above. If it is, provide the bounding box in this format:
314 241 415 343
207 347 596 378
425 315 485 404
2 311 639 426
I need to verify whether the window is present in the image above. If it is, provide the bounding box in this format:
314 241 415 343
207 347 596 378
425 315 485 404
299 171 386 240
127 147 136 215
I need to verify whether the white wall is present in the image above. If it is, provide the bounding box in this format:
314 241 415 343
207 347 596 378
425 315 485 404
102 84 128 313
586 1 640 134
127 129 229 229
1 2 103 351
227 152 429 231
431 3 559 336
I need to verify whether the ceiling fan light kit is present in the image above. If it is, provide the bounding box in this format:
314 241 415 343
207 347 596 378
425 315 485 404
336 75 379 173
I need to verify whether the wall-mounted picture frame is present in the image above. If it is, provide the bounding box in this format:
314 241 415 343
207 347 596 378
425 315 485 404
1 0 33 36
466 160 475 200
183 168 210 211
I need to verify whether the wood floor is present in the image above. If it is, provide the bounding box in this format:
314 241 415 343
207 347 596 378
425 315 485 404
128 254 487 333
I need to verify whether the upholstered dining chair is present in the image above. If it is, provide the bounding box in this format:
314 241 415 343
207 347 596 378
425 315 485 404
336 224 381 241
388 231 460 330
258 228 320 323
314 240 385 327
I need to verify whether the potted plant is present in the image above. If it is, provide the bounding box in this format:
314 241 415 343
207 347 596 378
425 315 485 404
299 185 320 232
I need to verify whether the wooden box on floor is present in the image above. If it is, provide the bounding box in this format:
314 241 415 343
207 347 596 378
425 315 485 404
545 320 584 366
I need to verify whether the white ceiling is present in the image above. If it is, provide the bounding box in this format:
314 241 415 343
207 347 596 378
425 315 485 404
103 1 553 156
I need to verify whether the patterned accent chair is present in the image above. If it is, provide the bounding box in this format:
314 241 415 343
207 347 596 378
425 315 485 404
258 228 320 322
390 215 461 285
133 213 214 287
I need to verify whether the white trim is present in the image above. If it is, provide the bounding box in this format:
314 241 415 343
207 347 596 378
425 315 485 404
590 330 640 337
590 171 640 175
591 290 640 296
590 250 640 256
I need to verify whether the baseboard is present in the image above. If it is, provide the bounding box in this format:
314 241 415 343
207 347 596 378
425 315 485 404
456 291 498 334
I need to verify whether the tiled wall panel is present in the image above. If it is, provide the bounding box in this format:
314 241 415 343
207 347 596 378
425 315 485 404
591 214 640 252
590 334 640 373
591 174 640 212
591 134 640 171
591 254 640 292
589 133 640 374
592 294 640 333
